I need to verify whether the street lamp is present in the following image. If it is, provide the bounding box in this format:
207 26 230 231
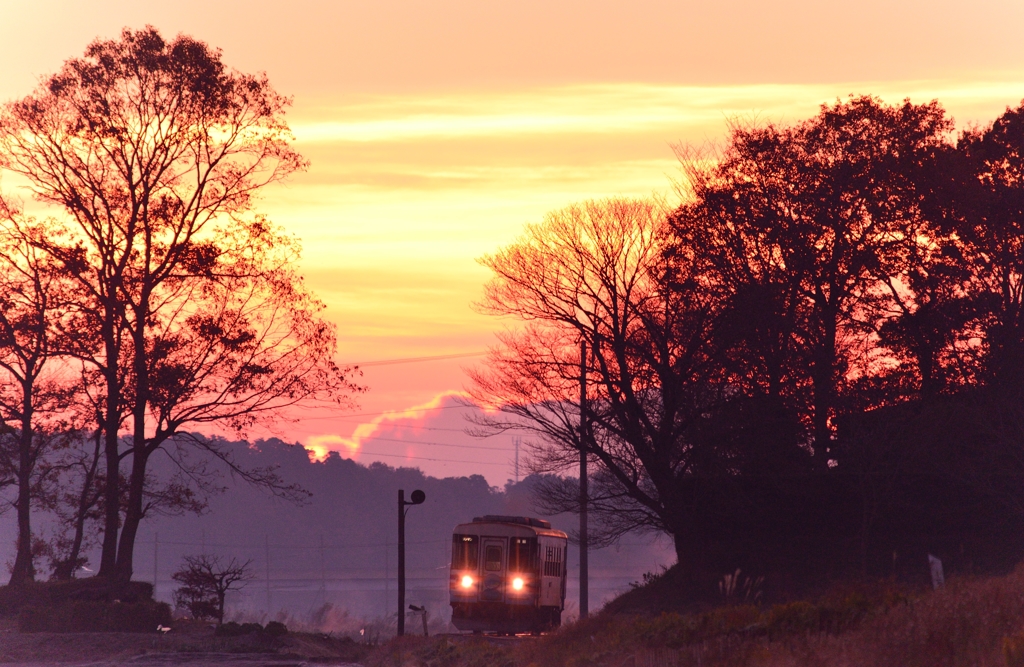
397 488 425 636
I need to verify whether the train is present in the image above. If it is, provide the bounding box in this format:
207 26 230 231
449 515 568 634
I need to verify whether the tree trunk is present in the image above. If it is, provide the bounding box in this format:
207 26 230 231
115 446 149 582
811 310 838 469
114 323 151 582
98 307 122 578
8 389 35 586
54 433 102 581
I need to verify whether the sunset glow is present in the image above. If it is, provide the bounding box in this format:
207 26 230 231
2 2 1023 483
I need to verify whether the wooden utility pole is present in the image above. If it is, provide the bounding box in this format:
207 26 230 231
153 533 158 599
579 339 589 619
398 489 406 636
397 489 426 636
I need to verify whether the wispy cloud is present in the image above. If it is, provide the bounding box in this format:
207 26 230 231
291 81 1024 145
305 390 477 462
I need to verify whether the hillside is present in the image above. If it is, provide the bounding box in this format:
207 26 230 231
368 564 1024 667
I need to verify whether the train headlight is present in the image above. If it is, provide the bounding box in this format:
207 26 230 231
460 575 474 589
512 577 525 591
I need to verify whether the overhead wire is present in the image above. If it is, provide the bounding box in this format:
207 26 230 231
343 351 487 367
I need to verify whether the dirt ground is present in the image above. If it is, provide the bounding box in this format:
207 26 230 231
0 618 366 666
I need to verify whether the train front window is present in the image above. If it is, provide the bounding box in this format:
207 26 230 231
452 535 478 570
484 545 502 571
508 537 538 573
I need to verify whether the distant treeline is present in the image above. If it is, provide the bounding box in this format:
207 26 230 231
472 95 1024 591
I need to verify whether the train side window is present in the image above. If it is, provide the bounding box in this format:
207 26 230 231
543 545 563 577
484 545 502 571
452 535 478 570
508 537 538 572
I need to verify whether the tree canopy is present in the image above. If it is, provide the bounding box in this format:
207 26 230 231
475 95 1024 583
0 27 356 583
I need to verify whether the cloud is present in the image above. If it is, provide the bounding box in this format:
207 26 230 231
305 390 476 462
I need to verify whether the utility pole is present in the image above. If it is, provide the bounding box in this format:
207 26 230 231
398 490 406 637
397 489 426 636
265 535 271 614
153 532 159 600
385 535 390 620
514 437 520 483
319 534 327 606
579 339 589 620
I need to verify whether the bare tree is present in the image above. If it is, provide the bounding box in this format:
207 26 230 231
172 554 254 623
470 198 739 566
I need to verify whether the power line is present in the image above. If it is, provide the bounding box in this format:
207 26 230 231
299 403 475 419
291 416 490 434
346 435 509 451
343 351 487 367
350 449 509 466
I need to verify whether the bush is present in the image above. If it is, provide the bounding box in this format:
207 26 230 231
215 621 245 637
18 599 171 633
215 620 283 637
0 579 155 616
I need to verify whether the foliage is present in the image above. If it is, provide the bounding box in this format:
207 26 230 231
216 621 264 637
18 599 171 633
0 26 358 583
475 95 1024 580
0 578 155 616
1 578 169 633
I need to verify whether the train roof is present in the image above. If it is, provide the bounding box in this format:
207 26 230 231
474 515 550 529
454 515 568 539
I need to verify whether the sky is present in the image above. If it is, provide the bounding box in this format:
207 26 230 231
2 0 1024 484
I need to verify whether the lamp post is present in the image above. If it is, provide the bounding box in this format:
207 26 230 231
398 488 426 636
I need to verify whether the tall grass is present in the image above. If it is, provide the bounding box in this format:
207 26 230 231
366 564 1024 666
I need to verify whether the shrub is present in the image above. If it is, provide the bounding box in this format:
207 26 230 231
0 579 155 616
214 620 285 637
215 621 245 637
18 599 171 633
763 600 819 637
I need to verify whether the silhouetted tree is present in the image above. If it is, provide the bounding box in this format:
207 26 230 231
471 198 756 568
0 207 82 585
672 96 954 466
0 27 357 582
952 101 1024 383
172 554 254 623
38 429 104 580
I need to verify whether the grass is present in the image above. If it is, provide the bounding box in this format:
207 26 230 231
366 563 1024 666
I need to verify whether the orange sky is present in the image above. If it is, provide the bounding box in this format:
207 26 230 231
2 1 1024 483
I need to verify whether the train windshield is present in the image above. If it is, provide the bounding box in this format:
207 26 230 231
452 534 478 570
508 537 538 573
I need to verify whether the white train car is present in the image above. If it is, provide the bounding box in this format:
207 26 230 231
449 515 568 634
